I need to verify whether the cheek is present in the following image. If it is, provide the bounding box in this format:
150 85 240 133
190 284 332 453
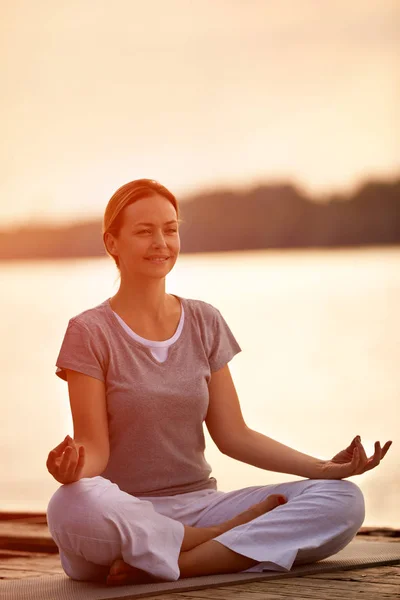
134 237 149 248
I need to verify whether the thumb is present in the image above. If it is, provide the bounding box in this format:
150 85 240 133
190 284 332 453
337 445 359 477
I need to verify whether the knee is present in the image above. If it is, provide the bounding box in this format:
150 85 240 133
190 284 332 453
47 477 106 536
318 479 365 533
340 480 365 531
47 480 82 539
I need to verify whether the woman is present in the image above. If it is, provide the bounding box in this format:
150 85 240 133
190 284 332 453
46 179 392 586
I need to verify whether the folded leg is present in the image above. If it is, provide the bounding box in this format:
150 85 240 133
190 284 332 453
187 479 365 572
46 476 184 582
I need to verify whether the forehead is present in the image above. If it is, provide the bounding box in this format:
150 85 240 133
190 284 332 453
123 193 177 224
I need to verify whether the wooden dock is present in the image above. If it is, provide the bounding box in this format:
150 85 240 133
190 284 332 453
0 512 399 599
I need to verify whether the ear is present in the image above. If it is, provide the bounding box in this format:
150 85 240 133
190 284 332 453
104 232 117 256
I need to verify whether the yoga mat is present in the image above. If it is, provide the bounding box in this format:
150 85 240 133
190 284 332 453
1 540 399 600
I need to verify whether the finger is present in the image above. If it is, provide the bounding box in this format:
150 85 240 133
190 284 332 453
59 446 76 477
64 445 82 481
46 451 56 472
348 436 359 451
354 444 368 474
351 446 361 474
51 436 71 454
356 439 369 465
46 445 68 471
381 441 392 459
362 442 382 473
350 443 364 474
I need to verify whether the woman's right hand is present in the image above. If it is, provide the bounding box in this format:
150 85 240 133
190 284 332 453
46 435 86 484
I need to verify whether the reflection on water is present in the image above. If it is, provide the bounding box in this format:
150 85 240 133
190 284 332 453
0 247 398 527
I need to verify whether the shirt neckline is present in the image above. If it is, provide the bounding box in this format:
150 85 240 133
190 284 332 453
102 294 188 366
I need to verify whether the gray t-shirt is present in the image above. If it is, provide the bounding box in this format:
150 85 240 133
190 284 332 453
55 295 242 497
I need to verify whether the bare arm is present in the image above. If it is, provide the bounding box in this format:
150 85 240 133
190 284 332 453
221 428 325 479
206 365 391 481
205 364 324 479
47 369 110 484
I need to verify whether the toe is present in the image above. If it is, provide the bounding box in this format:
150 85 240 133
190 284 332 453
109 558 126 576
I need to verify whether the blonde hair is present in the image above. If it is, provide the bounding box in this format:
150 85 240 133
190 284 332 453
102 179 182 280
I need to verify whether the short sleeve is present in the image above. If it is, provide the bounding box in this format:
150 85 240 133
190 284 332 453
55 319 105 383
208 308 242 373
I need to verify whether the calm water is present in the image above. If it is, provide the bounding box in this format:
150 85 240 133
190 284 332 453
1 247 398 527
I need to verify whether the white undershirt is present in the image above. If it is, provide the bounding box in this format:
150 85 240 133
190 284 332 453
111 304 185 363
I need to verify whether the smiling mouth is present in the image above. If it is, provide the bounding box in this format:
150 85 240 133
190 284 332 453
145 257 169 262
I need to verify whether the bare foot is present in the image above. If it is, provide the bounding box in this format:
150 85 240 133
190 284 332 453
106 560 160 586
106 493 287 586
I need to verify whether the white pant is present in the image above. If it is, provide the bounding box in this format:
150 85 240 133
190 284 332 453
46 476 365 582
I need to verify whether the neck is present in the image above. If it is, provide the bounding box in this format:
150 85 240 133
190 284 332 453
110 278 171 323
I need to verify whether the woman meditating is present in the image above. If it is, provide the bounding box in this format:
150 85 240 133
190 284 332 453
46 178 392 586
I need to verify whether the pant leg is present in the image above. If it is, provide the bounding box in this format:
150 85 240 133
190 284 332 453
46 476 184 582
187 478 365 572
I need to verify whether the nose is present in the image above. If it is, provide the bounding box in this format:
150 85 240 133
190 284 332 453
151 230 168 248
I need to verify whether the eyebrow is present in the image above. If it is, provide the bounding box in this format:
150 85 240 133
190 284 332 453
134 220 178 226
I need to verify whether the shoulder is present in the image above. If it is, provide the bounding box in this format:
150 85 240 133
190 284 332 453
184 296 220 323
67 299 109 332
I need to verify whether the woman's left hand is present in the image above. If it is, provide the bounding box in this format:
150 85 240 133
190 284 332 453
319 436 392 479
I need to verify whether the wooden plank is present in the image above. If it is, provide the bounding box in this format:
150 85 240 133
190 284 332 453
125 587 391 600
0 520 57 552
0 555 62 573
132 594 301 600
0 512 48 521
1 564 400 599
174 567 400 600
306 564 400 584
0 549 55 558
0 569 58 580
143 581 398 600
0 513 399 600
0 538 57 552
357 527 400 538
0 552 63 580
93 566 400 600
244 577 400 595
0 521 51 538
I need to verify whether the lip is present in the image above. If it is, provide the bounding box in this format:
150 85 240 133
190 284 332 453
145 257 169 260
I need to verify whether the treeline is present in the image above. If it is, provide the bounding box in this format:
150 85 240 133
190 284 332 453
0 175 399 260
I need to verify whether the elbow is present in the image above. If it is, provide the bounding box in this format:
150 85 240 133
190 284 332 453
74 438 110 477
218 444 233 457
218 442 241 459
216 426 251 458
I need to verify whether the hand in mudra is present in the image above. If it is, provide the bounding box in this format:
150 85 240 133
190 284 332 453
46 435 86 484
320 436 392 479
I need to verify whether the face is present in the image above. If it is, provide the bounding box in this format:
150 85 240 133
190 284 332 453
107 193 180 278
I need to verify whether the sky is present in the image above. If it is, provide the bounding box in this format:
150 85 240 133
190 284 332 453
1 0 399 227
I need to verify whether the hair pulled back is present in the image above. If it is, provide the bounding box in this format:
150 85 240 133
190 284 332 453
102 179 181 277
